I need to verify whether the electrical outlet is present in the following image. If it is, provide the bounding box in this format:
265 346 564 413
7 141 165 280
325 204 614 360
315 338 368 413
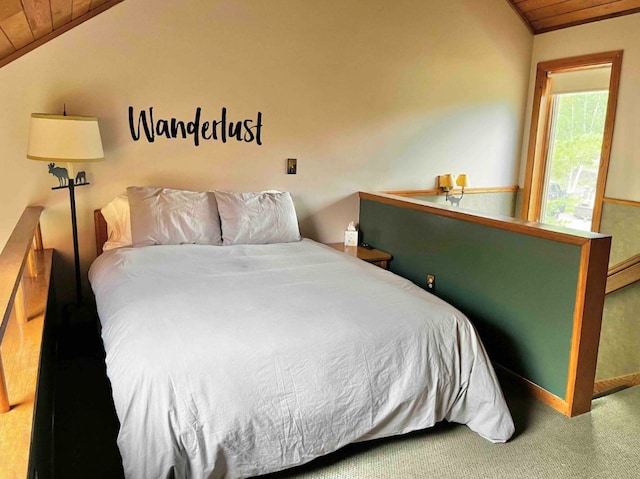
426 274 436 293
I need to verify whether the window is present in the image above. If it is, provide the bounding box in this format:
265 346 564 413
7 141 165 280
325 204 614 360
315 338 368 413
540 90 609 230
521 51 623 232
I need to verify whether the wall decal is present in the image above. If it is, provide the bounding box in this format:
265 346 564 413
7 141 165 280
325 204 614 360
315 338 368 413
129 106 263 146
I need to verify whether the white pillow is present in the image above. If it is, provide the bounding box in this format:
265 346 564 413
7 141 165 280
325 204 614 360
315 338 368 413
127 186 222 247
101 195 132 251
214 190 301 245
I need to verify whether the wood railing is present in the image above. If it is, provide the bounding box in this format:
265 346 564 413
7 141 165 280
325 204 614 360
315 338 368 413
606 253 640 294
0 206 54 478
0 207 45 411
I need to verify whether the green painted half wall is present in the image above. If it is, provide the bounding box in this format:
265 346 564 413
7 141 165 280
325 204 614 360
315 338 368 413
359 198 583 399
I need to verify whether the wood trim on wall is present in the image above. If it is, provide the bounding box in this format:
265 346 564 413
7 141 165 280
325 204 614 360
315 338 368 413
606 253 640 294
592 51 623 231
385 186 518 196
521 62 553 221
594 372 640 396
496 364 569 415
603 196 640 208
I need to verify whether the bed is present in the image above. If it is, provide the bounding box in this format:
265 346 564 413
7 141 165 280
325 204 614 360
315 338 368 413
89 187 514 479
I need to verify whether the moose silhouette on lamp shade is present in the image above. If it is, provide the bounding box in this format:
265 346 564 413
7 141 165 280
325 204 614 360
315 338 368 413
47 163 87 187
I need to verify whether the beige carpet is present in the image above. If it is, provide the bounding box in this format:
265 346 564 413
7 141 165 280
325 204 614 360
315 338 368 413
263 381 640 479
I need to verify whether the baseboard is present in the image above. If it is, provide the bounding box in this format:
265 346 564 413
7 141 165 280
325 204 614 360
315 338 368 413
594 372 640 396
495 364 570 416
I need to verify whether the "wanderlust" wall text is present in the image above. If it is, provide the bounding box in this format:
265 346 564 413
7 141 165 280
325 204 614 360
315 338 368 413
128 106 263 146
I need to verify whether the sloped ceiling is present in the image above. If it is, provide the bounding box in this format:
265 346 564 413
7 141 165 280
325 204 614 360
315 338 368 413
508 0 640 34
1 1 640 69
0 0 123 68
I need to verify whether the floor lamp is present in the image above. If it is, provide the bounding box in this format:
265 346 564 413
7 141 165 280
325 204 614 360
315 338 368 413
27 112 104 306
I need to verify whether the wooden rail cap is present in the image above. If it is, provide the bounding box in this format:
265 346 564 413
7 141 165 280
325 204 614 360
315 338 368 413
606 253 640 295
0 206 44 339
0 205 44 415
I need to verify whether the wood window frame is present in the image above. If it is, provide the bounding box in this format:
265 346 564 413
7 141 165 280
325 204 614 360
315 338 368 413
521 50 623 232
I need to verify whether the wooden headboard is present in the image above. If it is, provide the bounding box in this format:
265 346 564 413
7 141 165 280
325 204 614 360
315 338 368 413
94 209 108 256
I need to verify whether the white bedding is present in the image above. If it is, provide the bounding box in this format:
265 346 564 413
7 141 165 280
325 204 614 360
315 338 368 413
89 239 514 479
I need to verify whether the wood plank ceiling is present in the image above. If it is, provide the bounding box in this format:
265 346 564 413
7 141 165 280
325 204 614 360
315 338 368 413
508 0 640 33
0 0 123 68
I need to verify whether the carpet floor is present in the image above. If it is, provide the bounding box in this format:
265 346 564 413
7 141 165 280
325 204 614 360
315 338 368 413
53 323 640 479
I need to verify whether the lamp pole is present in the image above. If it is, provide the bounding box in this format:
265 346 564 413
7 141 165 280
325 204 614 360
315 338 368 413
69 178 82 304
53 178 89 305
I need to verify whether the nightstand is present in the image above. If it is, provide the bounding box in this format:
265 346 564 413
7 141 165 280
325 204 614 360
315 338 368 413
326 243 392 270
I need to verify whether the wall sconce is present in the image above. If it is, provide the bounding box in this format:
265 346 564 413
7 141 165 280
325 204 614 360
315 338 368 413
438 174 469 206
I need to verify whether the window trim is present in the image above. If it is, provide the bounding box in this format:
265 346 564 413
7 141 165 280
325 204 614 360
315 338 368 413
521 50 623 232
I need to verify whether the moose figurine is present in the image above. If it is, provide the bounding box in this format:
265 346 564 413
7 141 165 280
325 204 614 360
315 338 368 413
48 163 69 187
47 164 89 187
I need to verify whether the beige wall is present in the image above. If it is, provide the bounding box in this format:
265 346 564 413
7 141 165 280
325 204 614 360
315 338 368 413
597 202 640 380
519 13 640 203
0 0 531 301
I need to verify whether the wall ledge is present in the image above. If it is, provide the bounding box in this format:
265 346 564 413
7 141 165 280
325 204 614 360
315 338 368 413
360 191 609 246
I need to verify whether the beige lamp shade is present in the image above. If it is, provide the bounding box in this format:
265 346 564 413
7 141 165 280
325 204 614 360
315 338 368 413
27 113 104 162
438 174 455 189
456 174 469 188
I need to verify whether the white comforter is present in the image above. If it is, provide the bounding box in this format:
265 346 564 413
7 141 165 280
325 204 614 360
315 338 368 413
89 239 514 479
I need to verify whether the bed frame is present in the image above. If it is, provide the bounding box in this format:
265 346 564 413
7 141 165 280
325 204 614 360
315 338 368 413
94 209 108 256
